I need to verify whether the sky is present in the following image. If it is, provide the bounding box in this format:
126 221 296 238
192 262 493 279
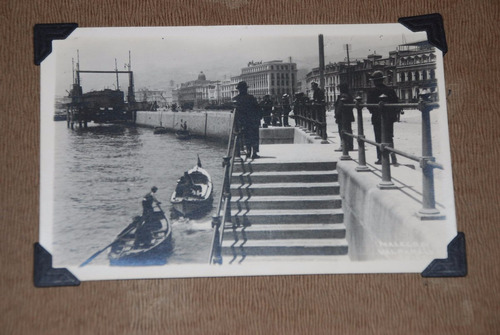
51 25 427 96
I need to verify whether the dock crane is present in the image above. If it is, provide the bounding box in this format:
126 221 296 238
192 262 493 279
67 51 137 129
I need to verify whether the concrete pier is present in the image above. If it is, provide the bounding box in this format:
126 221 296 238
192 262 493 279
225 141 453 266
136 110 453 267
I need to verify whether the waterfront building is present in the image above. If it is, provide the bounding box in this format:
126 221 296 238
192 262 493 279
232 60 298 102
395 41 438 102
174 71 220 109
136 88 170 107
305 41 438 104
220 79 237 103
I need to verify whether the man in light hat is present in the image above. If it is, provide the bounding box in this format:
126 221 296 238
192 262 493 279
233 81 262 159
367 70 400 165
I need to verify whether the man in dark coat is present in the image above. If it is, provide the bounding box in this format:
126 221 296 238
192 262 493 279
142 186 160 218
233 81 262 159
311 82 326 137
281 94 291 127
367 71 400 165
334 83 355 151
260 95 273 128
137 186 161 247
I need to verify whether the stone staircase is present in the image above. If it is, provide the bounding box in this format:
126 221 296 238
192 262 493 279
221 158 349 263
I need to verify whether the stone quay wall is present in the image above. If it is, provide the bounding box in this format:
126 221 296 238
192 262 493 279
136 111 325 144
135 110 234 140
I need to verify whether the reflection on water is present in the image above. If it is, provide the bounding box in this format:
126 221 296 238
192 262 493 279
52 122 226 267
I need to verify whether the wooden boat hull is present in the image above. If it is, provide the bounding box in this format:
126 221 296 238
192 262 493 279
175 129 191 140
108 210 172 265
172 196 213 218
171 165 213 218
153 126 168 134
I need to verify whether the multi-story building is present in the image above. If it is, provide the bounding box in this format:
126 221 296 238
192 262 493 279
305 40 437 104
173 71 219 109
136 88 169 107
220 79 236 103
233 60 298 102
395 41 438 102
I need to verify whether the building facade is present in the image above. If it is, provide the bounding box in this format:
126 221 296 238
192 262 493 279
395 41 438 102
305 41 438 105
136 88 169 107
173 71 220 109
232 60 298 102
173 60 298 109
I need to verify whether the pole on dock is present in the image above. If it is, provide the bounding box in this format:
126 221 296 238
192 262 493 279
318 35 325 91
417 93 445 219
115 58 120 91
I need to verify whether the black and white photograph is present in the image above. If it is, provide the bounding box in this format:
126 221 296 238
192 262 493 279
39 24 457 281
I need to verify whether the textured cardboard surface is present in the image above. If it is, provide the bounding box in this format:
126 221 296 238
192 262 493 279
1 1 499 333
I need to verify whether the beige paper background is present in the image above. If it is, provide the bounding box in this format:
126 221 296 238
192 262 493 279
1 1 499 333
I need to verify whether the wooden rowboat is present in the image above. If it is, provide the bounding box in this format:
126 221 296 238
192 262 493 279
170 158 213 217
175 129 191 140
108 205 172 265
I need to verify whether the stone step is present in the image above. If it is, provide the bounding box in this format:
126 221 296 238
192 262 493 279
221 254 351 265
221 238 349 257
232 160 336 173
223 223 346 240
231 170 338 184
230 209 344 225
231 195 342 210
231 182 340 197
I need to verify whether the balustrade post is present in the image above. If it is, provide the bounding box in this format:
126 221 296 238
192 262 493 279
339 98 351 160
307 103 313 132
298 104 304 128
321 104 328 142
377 95 397 189
222 155 232 222
355 96 370 171
417 93 445 219
213 225 222 264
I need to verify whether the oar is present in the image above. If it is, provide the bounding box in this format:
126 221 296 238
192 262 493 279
79 220 139 267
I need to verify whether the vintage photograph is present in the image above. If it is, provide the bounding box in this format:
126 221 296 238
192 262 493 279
39 24 457 281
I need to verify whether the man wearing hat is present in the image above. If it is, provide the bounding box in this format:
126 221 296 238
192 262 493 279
367 70 400 165
233 81 262 159
142 186 160 219
137 186 161 247
334 83 355 151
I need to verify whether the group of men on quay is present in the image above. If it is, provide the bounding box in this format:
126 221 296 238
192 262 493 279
232 70 401 165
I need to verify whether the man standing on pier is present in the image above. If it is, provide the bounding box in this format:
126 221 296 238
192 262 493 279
367 71 399 166
311 82 326 137
233 81 262 159
260 94 273 128
334 83 355 151
281 94 291 127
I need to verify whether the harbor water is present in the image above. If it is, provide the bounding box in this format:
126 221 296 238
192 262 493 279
52 121 227 267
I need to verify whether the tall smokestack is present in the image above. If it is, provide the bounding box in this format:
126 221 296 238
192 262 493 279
319 34 325 90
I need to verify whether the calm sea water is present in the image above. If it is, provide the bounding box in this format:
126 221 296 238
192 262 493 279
52 121 227 267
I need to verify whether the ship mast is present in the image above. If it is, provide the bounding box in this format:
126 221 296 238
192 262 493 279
115 58 120 90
